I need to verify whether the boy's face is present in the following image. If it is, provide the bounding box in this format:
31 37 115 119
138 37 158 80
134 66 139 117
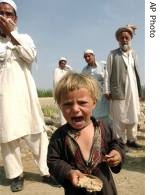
60 88 96 129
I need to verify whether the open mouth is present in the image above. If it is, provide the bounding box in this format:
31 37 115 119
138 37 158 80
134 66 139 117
71 116 84 123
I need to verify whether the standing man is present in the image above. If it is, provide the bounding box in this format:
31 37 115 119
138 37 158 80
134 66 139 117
0 0 56 192
53 57 72 86
53 57 72 125
104 24 142 149
82 49 109 127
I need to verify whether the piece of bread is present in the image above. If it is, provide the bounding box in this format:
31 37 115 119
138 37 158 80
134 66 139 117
77 174 103 192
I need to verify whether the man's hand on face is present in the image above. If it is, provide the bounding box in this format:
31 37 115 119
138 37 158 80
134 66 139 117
0 15 15 36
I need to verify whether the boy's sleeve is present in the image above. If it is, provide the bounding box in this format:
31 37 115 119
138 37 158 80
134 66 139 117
47 131 73 186
106 125 125 173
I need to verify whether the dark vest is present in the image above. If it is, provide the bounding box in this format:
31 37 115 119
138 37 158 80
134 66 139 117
110 48 142 100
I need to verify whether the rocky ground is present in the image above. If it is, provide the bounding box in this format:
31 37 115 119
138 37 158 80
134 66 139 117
0 98 145 195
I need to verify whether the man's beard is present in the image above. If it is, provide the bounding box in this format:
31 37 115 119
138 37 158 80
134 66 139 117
119 42 131 52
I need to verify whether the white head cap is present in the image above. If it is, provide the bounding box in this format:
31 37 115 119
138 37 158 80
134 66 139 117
0 0 17 12
59 57 67 62
84 49 94 56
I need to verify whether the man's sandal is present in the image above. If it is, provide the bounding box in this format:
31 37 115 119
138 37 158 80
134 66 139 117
10 176 24 192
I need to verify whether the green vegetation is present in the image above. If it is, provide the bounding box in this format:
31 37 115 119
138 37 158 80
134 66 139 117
42 105 59 118
37 89 53 97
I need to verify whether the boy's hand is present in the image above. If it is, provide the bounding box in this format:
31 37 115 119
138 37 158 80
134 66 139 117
102 149 122 167
67 169 84 186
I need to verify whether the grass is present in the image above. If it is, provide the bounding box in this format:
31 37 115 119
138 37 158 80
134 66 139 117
37 89 53 97
42 105 59 118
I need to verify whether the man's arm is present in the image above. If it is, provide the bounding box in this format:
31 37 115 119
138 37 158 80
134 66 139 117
104 53 112 99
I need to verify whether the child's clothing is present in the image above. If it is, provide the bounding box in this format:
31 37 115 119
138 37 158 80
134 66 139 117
47 117 125 195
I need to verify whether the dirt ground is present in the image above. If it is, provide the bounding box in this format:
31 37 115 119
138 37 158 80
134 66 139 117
0 98 145 195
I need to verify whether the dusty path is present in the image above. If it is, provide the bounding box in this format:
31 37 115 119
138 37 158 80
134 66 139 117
0 147 145 195
0 98 145 195
0 144 64 195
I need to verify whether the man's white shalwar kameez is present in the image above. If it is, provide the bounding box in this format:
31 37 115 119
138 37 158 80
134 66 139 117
82 62 109 127
53 65 72 125
106 50 140 143
53 65 72 87
0 30 49 178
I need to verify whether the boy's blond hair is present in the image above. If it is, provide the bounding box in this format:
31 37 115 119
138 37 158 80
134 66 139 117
54 72 101 105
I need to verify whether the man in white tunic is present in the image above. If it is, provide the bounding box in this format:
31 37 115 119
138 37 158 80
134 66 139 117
0 0 57 192
104 24 142 149
53 57 72 125
82 49 109 128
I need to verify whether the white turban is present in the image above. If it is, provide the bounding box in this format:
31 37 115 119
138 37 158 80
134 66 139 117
115 24 137 40
84 49 94 55
0 0 17 12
